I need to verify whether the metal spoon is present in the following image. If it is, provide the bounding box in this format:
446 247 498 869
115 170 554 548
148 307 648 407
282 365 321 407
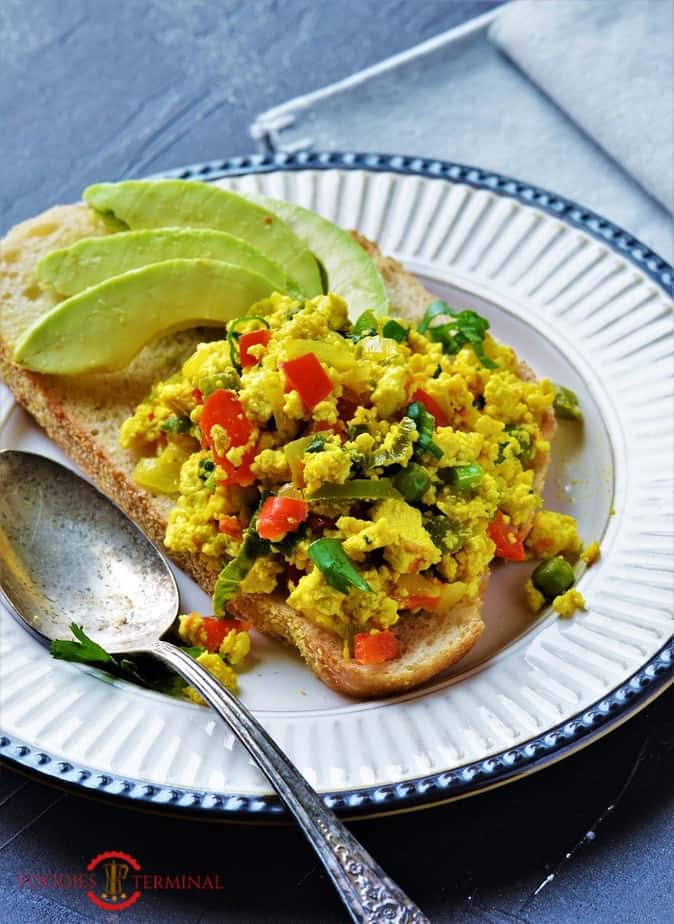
0 450 427 924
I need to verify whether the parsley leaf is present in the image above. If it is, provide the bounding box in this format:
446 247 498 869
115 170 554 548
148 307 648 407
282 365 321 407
50 624 207 699
305 434 327 453
50 623 115 665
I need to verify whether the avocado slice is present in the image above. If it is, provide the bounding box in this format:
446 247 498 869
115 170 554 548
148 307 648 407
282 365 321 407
84 180 322 297
13 259 279 375
247 194 389 318
37 228 298 296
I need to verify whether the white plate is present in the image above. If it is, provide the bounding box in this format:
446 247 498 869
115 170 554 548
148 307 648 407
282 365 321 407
1 155 672 818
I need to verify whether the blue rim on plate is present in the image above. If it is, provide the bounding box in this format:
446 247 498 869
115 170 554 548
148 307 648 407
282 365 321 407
1 151 672 820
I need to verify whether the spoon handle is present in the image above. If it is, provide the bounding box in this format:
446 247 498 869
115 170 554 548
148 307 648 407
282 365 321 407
149 640 428 924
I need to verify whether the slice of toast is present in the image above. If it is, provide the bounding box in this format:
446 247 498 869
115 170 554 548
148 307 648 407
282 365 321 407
0 203 553 697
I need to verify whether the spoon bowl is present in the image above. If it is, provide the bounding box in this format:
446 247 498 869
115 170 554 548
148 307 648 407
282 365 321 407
0 450 178 652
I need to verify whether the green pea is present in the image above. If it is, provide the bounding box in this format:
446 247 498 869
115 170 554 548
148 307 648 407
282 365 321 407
393 463 431 503
531 556 575 600
553 385 582 421
439 462 483 492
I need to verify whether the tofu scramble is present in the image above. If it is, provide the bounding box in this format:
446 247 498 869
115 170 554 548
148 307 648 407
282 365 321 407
120 292 594 689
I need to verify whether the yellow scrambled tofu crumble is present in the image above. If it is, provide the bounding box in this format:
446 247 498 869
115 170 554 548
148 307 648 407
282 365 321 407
176 613 251 699
552 589 586 618
581 541 601 565
120 290 597 685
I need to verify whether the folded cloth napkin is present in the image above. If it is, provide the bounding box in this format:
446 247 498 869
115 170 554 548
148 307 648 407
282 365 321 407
490 0 674 215
252 3 673 261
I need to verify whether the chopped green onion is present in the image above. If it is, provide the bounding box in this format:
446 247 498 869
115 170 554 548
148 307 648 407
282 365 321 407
406 401 443 460
382 319 408 342
229 315 270 333
418 299 451 334
498 426 534 466
198 458 215 475
308 538 373 594
439 462 483 492
227 316 270 373
423 515 468 553
197 458 217 491
307 478 401 502
369 417 417 468
213 515 270 614
553 385 583 421
392 463 431 503
197 368 240 397
160 415 192 434
347 423 370 440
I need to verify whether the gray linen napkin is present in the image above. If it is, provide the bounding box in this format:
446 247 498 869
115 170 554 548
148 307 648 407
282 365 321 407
252 4 673 261
490 0 674 215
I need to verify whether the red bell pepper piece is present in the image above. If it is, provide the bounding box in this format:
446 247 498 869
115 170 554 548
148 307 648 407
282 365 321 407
180 614 249 652
403 594 440 610
200 389 256 486
239 329 272 368
281 353 333 409
201 389 251 448
218 515 243 538
488 510 526 561
217 456 256 487
257 496 309 542
409 388 449 427
354 629 399 665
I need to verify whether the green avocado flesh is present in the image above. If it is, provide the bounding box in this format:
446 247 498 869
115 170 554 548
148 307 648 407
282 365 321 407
247 194 389 318
36 228 297 296
84 180 322 297
14 259 279 375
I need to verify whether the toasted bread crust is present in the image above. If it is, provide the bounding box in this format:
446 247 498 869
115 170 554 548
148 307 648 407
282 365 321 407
0 203 552 698
229 589 485 697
